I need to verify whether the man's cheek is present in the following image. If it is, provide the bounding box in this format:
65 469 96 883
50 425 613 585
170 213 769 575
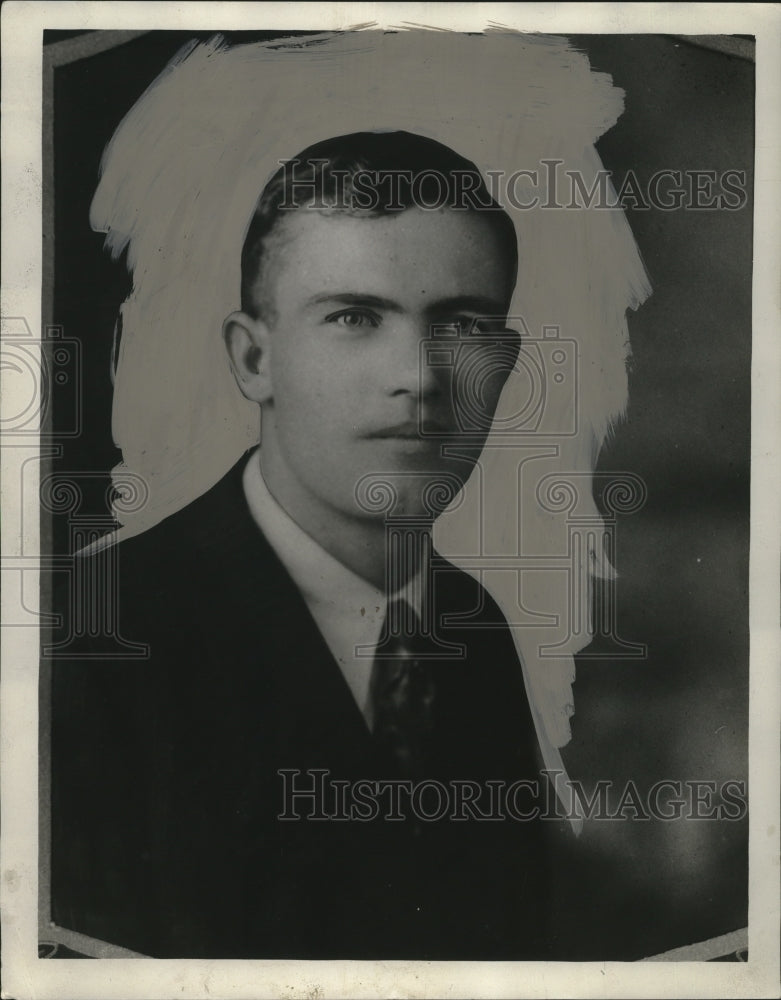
452 351 515 430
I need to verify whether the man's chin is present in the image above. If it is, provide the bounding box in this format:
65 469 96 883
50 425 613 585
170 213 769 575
351 470 466 521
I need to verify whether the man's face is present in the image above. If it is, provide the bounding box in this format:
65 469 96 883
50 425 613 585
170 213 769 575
257 206 517 523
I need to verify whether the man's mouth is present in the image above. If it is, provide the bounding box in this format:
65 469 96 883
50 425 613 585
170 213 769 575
365 420 450 440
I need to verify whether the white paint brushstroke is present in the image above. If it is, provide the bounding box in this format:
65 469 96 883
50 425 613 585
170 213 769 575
89 30 651 820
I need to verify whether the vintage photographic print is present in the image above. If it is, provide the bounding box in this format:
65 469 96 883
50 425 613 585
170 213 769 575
1 3 779 998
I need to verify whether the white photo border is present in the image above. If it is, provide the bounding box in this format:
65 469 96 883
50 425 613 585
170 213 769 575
2 3 779 998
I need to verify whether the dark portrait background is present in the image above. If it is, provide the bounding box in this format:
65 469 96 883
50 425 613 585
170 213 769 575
42 31 753 960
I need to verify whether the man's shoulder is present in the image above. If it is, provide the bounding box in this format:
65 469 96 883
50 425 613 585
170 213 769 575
82 453 256 575
52 452 308 663
63 453 289 636
431 552 514 628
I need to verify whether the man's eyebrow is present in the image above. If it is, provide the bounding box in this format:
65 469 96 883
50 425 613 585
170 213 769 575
425 295 508 316
304 293 508 315
305 293 404 311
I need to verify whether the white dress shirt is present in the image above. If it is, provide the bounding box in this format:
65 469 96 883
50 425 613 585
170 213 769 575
242 450 423 727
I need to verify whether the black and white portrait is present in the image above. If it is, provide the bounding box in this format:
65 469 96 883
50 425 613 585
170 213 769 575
1 5 778 998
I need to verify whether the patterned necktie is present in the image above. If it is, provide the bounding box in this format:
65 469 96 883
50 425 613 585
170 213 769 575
369 597 437 775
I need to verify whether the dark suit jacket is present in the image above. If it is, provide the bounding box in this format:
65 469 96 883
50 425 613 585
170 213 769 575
50 453 558 959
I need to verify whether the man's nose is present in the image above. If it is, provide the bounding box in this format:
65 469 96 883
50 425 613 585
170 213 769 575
384 319 440 399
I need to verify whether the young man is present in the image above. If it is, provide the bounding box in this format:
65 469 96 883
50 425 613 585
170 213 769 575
51 132 557 959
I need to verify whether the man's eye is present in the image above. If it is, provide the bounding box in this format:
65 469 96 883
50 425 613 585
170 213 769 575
434 316 508 337
434 317 472 335
468 319 513 337
327 310 380 329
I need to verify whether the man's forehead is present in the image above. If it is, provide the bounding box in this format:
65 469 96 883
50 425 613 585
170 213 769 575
268 206 514 297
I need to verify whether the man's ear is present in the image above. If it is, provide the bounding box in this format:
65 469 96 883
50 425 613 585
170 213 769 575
222 310 273 404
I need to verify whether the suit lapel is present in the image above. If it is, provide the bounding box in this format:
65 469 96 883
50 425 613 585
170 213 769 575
186 454 377 775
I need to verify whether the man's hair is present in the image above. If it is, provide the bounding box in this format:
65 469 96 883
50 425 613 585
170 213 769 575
240 130 519 321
